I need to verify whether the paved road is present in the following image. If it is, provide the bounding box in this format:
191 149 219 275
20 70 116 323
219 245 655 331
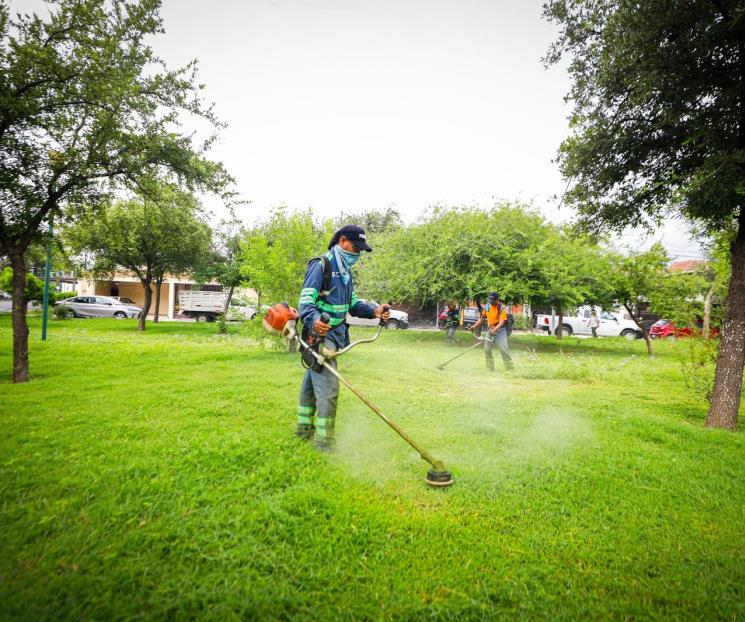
0 301 41 313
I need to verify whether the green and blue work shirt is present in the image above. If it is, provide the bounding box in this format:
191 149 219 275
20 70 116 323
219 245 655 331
298 250 377 349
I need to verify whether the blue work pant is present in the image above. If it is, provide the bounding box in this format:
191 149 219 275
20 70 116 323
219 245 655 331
297 343 339 438
484 329 513 370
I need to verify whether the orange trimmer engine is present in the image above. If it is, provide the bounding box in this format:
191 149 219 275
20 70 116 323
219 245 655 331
263 302 299 338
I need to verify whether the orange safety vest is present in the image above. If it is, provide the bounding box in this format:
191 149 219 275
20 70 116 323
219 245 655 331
482 303 507 328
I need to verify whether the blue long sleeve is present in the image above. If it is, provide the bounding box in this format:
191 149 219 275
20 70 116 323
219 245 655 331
350 290 377 319
298 259 324 329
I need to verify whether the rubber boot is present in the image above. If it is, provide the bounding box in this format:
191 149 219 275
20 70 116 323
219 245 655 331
313 436 336 453
295 423 315 441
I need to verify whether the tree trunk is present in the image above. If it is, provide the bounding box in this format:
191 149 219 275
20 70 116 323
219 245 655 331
9 252 30 383
640 323 653 356
153 277 163 323
706 218 745 430
624 302 653 356
556 310 564 339
224 285 234 315
139 280 152 332
703 284 715 339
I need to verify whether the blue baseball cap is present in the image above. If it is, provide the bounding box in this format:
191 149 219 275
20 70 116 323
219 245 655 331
336 224 373 252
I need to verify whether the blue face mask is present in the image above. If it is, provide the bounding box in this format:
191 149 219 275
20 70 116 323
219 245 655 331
333 244 360 285
339 248 360 268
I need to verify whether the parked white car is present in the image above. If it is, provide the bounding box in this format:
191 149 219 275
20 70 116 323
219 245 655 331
55 295 142 319
346 302 409 330
536 306 641 339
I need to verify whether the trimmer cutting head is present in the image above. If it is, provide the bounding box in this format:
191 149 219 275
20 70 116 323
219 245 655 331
425 468 454 488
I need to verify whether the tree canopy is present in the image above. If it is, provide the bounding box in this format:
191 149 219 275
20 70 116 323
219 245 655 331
1 0 232 380
543 0 744 232
68 188 212 331
359 203 551 306
239 208 332 307
544 0 745 429
357 202 614 323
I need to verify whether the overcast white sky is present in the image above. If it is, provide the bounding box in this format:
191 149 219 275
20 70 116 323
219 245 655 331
15 0 705 259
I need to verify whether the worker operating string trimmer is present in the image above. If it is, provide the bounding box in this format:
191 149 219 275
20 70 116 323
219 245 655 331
264 223 454 488
295 225 389 452
436 293 514 372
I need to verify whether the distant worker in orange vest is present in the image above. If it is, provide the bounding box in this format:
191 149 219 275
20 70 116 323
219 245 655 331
470 292 514 371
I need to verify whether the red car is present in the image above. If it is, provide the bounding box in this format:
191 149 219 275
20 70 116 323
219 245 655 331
649 319 719 338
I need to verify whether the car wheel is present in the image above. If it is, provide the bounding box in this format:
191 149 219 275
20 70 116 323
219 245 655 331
196 314 209 323
385 319 400 330
620 329 637 340
113 311 127 319
557 324 573 337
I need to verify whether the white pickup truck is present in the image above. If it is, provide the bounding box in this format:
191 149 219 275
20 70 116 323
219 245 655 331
346 301 409 329
536 306 641 339
178 291 256 322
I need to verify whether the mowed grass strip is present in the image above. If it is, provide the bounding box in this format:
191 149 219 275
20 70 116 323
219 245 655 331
1 316 744 621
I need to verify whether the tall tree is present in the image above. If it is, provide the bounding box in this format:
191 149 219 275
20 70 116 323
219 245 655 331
359 203 551 307
336 207 403 236
545 1 745 429
239 208 333 308
68 189 211 331
608 244 672 356
532 228 612 339
0 0 232 381
193 216 245 314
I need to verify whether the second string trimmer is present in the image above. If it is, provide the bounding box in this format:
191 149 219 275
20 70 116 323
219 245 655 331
436 334 492 370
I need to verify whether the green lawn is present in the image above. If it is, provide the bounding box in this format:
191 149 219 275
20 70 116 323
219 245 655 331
1 316 744 620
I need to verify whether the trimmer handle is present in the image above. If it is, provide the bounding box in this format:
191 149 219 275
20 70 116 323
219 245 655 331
319 312 331 340
380 304 390 326
309 312 331 346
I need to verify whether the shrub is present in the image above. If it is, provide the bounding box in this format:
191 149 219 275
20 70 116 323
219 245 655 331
51 291 76 304
53 304 73 320
0 267 43 302
216 314 228 334
679 337 719 401
512 314 531 331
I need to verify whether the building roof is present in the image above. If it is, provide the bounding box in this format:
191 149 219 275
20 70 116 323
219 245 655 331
669 259 707 273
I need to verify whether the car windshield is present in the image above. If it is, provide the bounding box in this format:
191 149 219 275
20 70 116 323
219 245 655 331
653 319 670 326
117 297 135 304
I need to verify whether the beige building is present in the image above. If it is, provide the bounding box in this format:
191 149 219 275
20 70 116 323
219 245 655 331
76 271 222 319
